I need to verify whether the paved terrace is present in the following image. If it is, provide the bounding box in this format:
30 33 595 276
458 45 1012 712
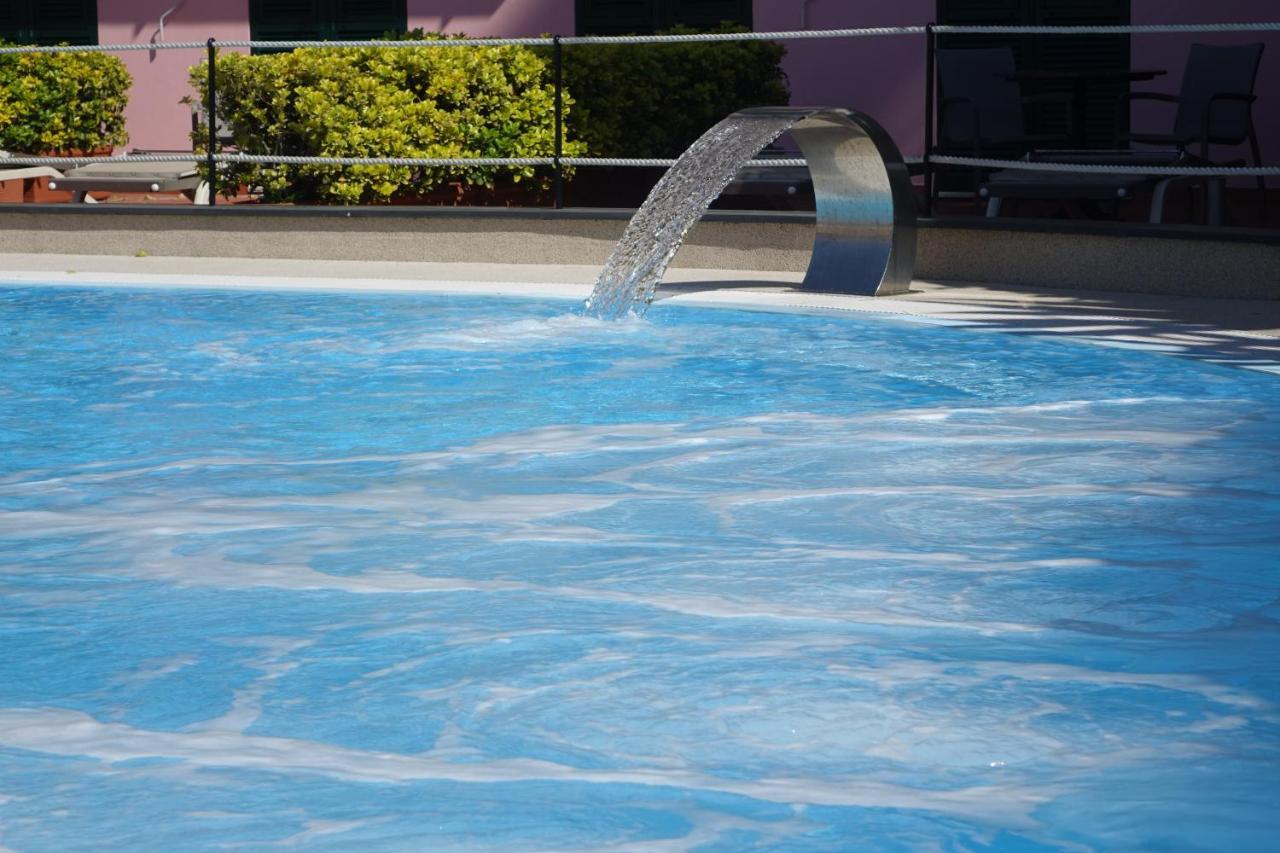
2 253 1277 376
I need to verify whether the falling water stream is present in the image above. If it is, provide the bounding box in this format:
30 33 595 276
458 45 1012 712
584 113 801 320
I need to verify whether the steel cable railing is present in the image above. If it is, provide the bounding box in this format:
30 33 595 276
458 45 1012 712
0 21 1276 207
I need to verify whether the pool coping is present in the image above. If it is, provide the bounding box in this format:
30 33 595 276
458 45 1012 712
1 203 1275 245
0 207 1275 300
2 254 1277 376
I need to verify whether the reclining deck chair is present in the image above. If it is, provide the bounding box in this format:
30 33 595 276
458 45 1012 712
48 158 206 204
46 103 233 204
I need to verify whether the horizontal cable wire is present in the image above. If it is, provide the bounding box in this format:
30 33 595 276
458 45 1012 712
562 157 810 168
930 155 1280 177
217 154 553 167
1 153 554 167
0 41 211 54
217 37 555 49
933 23 1280 35
0 22 1277 54
5 153 1273 175
560 27 924 45
4 153 808 169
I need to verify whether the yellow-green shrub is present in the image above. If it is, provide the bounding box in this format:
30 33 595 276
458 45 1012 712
190 33 585 204
0 47 131 154
558 26 789 158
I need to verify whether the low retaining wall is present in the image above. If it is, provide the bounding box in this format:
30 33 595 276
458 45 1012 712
0 206 1275 299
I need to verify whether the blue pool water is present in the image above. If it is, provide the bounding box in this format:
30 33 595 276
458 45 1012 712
1 285 1278 850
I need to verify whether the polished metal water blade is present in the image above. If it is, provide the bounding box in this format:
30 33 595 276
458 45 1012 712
584 107 917 320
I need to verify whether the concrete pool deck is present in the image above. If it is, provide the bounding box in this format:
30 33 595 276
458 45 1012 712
2 252 1278 375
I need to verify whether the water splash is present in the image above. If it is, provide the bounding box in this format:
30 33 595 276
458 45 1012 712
584 113 801 320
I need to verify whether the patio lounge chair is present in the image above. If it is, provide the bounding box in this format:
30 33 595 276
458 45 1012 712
979 149 1196 222
44 105 223 204
47 155 208 204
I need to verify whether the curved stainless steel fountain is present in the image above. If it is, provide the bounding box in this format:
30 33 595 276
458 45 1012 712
585 107 917 320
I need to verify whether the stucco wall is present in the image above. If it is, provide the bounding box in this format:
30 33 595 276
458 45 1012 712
754 1 933 157
100 0 250 151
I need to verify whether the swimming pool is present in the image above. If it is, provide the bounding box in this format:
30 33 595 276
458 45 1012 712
2 285 1278 849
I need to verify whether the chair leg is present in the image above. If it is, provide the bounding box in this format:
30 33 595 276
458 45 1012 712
1207 178 1224 226
985 197 1002 217
1249 130 1268 220
193 182 211 206
1150 178 1172 224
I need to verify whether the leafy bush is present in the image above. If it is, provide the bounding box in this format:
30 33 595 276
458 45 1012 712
190 33 585 204
0 47 131 154
559 26 789 158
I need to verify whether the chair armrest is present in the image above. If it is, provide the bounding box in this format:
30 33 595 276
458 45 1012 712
1206 92 1257 105
1116 92 1181 146
1121 92 1180 105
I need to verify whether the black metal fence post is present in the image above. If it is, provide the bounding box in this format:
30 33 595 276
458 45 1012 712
923 23 936 218
206 38 217 207
553 35 564 209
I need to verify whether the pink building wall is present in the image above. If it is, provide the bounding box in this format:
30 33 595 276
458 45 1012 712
99 0 249 151
101 0 1275 166
754 1 934 156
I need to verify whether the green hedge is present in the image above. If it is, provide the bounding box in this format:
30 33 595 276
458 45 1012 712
190 33 585 204
0 47 131 154
559 26 789 158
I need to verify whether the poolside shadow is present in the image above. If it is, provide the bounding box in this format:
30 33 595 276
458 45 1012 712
656 276 1280 375
896 281 1280 375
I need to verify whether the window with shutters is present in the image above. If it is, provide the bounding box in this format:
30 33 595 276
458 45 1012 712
249 0 407 47
576 0 751 36
937 0 1131 147
0 0 97 46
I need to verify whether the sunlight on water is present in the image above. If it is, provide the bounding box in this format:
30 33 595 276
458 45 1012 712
1 286 1278 850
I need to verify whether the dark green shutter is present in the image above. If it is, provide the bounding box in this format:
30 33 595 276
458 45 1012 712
576 0 750 35
937 0 1132 147
331 0 405 39
0 0 24 43
576 1 661 35
0 0 97 45
667 1 751 31
250 0 323 42
1033 0 1130 145
250 0 406 46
